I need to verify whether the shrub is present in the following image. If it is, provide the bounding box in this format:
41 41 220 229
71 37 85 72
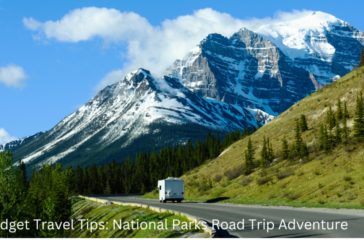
344 146 352 152
318 200 326 205
79 206 94 216
288 193 301 200
221 180 228 187
259 171 267 178
319 183 324 189
198 182 209 192
347 194 357 201
267 194 277 199
275 170 294 180
257 176 273 186
213 174 223 182
241 177 252 186
343 176 352 181
360 200 364 206
279 191 289 198
296 170 304 176
225 164 244 181
314 169 321 175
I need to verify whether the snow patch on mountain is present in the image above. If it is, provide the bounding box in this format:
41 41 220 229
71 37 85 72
0 132 43 152
19 69 274 165
255 11 343 60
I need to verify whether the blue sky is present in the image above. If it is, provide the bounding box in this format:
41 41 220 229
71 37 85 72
1 0 364 144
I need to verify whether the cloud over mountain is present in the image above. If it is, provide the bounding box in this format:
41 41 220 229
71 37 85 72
23 7 315 90
0 128 17 145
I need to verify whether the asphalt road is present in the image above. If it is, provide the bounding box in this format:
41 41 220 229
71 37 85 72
86 194 364 238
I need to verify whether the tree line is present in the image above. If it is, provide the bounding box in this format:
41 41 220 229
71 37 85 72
0 123 258 236
71 126 256 195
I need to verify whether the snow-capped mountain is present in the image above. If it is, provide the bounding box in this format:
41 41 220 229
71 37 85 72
255 11 364 84
0 132 43 152
11 11 364 168
167 12 364 114
12 69 272 167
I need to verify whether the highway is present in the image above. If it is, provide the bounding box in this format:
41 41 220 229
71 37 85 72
86 194 364 238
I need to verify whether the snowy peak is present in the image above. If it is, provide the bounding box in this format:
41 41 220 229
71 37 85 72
255 11 364 64
15 68 274 166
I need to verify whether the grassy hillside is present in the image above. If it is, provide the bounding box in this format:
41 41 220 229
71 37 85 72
68 198 205 238
144 67 364 209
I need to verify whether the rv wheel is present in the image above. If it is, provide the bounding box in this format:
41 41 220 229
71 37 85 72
177 200 182 203
163 200 166 203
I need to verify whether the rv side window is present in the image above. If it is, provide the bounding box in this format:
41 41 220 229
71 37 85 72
159 185 161 190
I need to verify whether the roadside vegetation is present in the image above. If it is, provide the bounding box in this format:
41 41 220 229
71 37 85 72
68 198 203 238
145 66 364 209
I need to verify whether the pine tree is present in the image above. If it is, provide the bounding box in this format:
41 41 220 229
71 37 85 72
294 120 303 155
281 135 289 160
299 114 308 132
353 92 364 142
90 163 99 194
344 101 349 119
335 123 341 144
359 46 364 68
318 124 325 150
17 159 27 189
244 127 249 136
299 142 309 157
326 105 336 131
244 138 254 175
260 136 267 167
267 138 274 162
235 129 240 141
336 98 343 122
342 108 350 145
323 125 330 154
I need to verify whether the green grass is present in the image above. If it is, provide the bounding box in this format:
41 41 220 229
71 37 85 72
68 198 204 238
143 67 364 210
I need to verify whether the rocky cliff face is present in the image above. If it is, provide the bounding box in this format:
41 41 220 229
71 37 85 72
168 12 364 115
168 28 317 115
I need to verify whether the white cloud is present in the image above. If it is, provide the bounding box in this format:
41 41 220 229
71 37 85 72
23 7 314 90
95 69 124 92
0 65 28 88
0 128 17 145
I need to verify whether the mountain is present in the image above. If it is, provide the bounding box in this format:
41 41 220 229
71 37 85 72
0 132 43 152
167 11 364 114
12 69 272 168
12 12 364 169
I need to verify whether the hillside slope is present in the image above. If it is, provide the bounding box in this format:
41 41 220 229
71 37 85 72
147 67 364 209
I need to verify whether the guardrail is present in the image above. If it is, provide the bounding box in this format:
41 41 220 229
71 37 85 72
78 195 217 238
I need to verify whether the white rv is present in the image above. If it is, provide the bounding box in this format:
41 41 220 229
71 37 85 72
158 177 184 203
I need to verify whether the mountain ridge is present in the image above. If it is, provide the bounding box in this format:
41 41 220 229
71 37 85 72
12 69 272 167
11 12 364 169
